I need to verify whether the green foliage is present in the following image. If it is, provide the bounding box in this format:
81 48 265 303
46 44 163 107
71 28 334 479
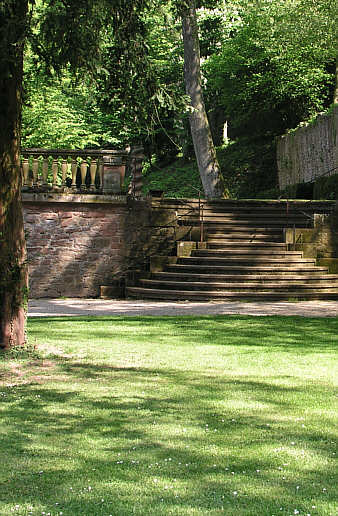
142 157 203 198
257 178 338 201
202 0 335 194
95 0 188 152
276 182 314 200
253 187 281 200
22 0 188 152
204 6 334 137
314 173 338 200
22 63 120 148
20 0 337 197
142 139 277 199
216 139 277 198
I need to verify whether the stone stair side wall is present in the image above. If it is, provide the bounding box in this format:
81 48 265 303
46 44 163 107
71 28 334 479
277 105 338 190
123 198 201 287
285 203 338 272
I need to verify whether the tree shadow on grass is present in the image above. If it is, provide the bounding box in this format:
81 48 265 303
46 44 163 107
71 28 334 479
0 315 336 514
27 315 338 357
0 357 336 515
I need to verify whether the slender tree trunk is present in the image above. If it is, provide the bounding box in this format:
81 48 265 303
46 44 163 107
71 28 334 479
181 0 227 199
0 0 29 349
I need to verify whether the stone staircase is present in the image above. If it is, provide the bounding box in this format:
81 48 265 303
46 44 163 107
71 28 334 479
126 200 338 301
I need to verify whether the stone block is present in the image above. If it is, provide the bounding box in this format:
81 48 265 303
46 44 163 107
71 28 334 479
100 282 125 299
126 270 150 287
150 256 178 273
59 212 73 219
81 211 106 218
43 213 58 220
103 165 125 194
100 228 117 237
284 228 314 245
317 258 338 274
293 243 317 258
24 215 40 223
177 241 196 257
61 218 75 227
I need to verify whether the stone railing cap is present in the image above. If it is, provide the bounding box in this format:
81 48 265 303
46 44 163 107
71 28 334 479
21 148 129 158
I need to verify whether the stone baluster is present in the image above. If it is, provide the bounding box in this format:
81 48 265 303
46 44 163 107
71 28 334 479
80 159 87 190
61 159 68 188
52 159 58 189
32 158 39 187
22 158 30 188
89 159 97 191
98 160 104 191
42 157 49 186
71 159 77 191
21 148 129 193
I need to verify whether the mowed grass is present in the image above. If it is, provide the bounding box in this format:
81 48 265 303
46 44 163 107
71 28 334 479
0 315 337 516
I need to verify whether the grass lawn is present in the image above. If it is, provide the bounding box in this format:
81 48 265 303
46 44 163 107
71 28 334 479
0 315 337 516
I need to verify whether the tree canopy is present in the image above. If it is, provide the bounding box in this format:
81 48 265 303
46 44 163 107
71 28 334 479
22 0 336 195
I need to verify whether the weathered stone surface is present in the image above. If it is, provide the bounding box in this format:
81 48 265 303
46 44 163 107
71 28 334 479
317 258 338 274
150 256 178 273
285 207 338 259
23 199 128 298
23 196 202 298
277 106 338 190
176 241 207 257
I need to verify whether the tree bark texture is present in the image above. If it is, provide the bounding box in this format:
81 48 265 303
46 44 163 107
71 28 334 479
0 0 29 348
182 0 226 199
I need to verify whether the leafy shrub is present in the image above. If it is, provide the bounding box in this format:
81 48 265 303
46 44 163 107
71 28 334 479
314 174 338 200
142 158 203 198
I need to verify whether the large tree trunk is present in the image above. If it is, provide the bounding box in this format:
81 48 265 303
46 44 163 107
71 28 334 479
0 0 29 349
182 0 227 199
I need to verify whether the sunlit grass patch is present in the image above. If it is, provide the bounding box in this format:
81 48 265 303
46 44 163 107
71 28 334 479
0 315 337 515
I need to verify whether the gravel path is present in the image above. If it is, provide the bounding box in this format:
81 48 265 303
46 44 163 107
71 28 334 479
28 298 338 318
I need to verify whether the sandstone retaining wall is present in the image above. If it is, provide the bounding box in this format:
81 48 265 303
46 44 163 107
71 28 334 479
277 106 338 190
22 195 196 299
23 194 128 298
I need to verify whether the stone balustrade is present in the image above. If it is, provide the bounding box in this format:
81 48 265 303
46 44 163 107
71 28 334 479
21 147 144 195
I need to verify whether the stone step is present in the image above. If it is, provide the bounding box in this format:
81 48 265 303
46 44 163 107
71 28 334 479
181 218 311 228
151 199 334 212
189 205 307 212
152 272 338 283
167 264 328 274
207 242 287 249
199 210 310 218
140 279 338 292
123 199 337 302
178 256 315 266
184 215 311 224
126 287 338 301
206 235 283 243
206 227 283 234
179 209 310 217
192 249 302 258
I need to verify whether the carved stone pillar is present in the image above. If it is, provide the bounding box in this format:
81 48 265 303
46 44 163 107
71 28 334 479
102 154 126 193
